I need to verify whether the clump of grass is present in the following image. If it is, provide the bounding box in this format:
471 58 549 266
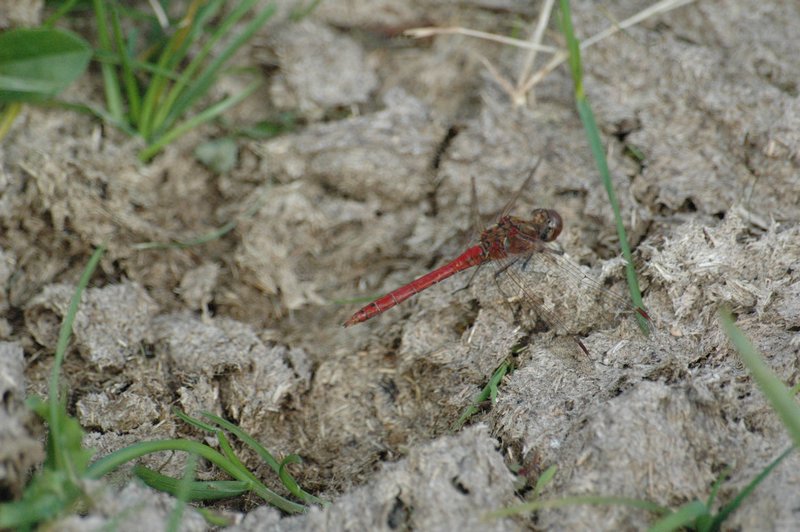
90 0 276 161
0 246 323 529
0 2 277 159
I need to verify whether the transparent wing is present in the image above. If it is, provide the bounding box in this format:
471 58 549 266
534 249 652 333
499 158 542 219
488 248 652 355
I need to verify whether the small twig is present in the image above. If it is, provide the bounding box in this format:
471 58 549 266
582 0 696 49
514 0 556 105
405 26 558 54
477 55 517 101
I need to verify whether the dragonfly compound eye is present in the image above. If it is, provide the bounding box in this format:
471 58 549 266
530 208 563 242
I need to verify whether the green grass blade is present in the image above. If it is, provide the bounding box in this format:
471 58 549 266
87 439 226 479
58 99 138 136
647 500 709 532
0 481 80 528
196 507 233 527
486 495 668 520
290 0 324 22
531 464 558 500
0 102 23 141
96 431 306 512
86 437 303 512
208 415 325 507
279 455 329 506
132 189 262 250
163 0 225 69
166 454 197 532
92 48 184 82
720 308 800 444
709 446 794 530
0 248 106 529
134 465 249 501
557 0 647 330
109 3 140 123
201 411 328 505
132 219 238 250
577 100 646 328
172 407 219 432
145 0 228 134
91 0 124 119
214 431 306 512
215 429 254 478
200 412 281 472
704 466 731 514
139 1 218 137
557 0 583 98
44 0 82 27
48 244 106 475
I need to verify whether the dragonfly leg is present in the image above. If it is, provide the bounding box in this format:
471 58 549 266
452 262 486 294
493 257 521 279
518 246 564 273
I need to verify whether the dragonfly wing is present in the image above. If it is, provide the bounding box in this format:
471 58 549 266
487 254 593 355
484 250 651 355
526 249 652 334
499 158 543 219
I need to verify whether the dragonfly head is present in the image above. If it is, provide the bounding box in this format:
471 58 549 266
529 208 563 242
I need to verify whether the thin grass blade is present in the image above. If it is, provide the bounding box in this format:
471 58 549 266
279 455 329 506
531 464 557 500
647 500 709 532
200 411 280 472
557 0 647 331
452 360 511 431
709 446 794 529
166 454 198 532
48 244 106 474
92 0 124 119
109 3 141 122
139 0 210 137
486 494 667 520
172 406 218 432
134 465 248 501
720 308 800 444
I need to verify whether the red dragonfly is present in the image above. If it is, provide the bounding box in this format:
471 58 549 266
343 167 650 354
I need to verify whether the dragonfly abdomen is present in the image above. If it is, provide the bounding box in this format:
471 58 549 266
343 245 486 326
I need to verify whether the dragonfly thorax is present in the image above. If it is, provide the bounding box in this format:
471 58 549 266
480 210 563 259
